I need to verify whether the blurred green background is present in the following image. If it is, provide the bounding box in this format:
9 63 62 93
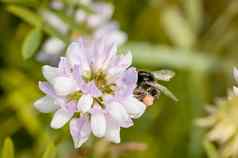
0 0 238 157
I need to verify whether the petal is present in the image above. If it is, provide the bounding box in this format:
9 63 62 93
70 116 91 148
87 2 113 28
53 76 77 96
105 116 120 143
233 86 238 96
94 22 127 46
118 51 132 69
58 57 71 76
66 41 90 73
34 96 59 113
39 81 56 97
114 68 138 98
77 95 93 113
121 68 138 86
42 38 65 55
81 81 102 97
75 9 86 23
122 96 146 119
42 65 58 83
106 102 133 128
50 109 73 129
107 52 132 76
101 44 117 70
90 106 106 137
234 67 238 83
65 101 77 113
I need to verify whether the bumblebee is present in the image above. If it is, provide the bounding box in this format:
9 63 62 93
134 70 177 106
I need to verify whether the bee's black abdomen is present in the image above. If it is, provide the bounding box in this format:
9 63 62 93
137 71 155 85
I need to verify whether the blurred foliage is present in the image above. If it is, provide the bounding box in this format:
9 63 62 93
0 0 238 158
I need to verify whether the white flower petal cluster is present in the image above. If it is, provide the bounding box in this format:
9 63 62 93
34 37 146 148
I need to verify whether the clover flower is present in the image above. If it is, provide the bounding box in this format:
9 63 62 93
197 68 238 158
37 0 126 65
34 37 146 148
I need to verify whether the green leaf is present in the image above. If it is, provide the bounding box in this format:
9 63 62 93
1 0 39 6
2 137 14 158
6 5 42 26
123 42 217 71
22 28 43 59
203 139 219 158
161 7 195 48
6 5 68 43
42 142 56 158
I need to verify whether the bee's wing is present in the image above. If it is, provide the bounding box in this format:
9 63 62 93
148 82 178 101
152 70 175 81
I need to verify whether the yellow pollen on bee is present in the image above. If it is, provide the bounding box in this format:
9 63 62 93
143 95 154 107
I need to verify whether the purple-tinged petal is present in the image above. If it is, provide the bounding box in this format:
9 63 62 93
106 102 133 128
93 38 107 71
90 105 106 137
81 81 102 97
105 115 121 143
42 65 58 83
53 76 78 96
114 67 138 98
50 108 73 129
39 81 56 97
34 96 59 113
77 94 93 113
101 43 117 70
72 65 82 81
66 41 90 73
121 67 138 85
107 52 132 77
70 116 91 148
65 101 77 113
58 57 72 76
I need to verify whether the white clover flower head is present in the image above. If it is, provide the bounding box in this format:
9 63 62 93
34 37 146 148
